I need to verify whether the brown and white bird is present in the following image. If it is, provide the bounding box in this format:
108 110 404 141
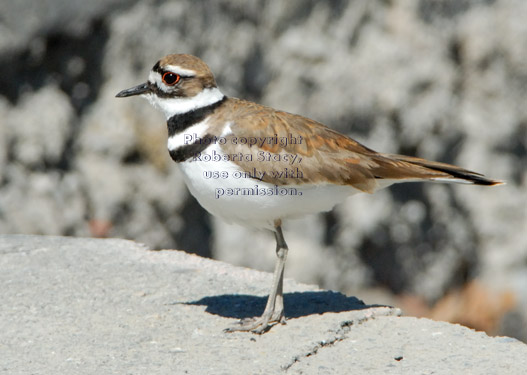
116 54 502 333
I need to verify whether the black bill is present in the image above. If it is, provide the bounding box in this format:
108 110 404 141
115 82 150 97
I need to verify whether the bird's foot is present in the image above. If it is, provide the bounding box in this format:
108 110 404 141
225 309 286 334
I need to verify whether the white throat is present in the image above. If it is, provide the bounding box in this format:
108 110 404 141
144 87 224 119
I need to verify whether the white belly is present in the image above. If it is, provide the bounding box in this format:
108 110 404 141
177 143 358 229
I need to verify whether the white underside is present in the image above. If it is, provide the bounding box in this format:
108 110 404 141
177 143 359 229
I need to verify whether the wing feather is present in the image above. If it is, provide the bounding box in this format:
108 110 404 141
218 98 502 192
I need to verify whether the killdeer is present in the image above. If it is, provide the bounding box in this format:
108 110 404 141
116 54 502 333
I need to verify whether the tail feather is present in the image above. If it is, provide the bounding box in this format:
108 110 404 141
379 154 504 186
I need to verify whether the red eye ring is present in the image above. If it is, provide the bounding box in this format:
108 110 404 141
162 72 181 86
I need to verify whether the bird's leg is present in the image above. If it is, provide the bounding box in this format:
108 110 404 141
225 221 289 334
269 224 287 324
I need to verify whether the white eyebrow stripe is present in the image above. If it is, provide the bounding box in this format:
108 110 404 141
164 64 197 76
148 66 196 88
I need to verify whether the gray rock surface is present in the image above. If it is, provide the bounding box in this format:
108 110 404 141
0 0 526 340
1 235 526 374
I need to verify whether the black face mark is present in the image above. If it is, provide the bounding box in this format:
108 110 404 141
152 61 162 74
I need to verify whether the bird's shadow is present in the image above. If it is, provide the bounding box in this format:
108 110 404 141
178 290 385 320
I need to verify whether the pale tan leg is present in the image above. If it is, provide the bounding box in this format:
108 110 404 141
226 221 288 334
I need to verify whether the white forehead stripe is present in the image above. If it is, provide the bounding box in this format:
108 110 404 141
164 64 197 76
149 70 163 87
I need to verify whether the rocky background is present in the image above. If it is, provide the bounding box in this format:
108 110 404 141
1 0 525 340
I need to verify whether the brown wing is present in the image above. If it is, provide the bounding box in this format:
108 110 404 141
219 99 502 192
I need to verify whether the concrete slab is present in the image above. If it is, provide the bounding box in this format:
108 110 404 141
1 235 525 374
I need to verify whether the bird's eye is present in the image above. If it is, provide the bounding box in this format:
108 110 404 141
162 72 181 86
